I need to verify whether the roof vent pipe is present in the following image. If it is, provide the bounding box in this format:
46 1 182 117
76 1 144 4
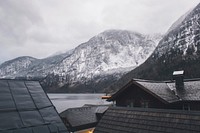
173 70 184 90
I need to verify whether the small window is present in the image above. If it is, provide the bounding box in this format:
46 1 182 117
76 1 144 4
130 101 134 107
113 101 116 107
183 103 190 111
126 99 134 107
141 100 149 108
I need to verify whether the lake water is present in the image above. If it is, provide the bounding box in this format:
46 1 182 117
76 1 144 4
47 93 110 113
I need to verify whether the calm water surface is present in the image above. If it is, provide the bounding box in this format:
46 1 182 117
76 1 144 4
48 93 110 113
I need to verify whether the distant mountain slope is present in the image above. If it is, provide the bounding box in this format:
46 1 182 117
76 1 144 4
22 49 74 78
0 50 74 78
107 3 200 93
0 56 36 78
0 29 161 92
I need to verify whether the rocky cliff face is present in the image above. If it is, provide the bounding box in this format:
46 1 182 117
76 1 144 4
108 3 200 93
42 30 161 92
0 29 161 92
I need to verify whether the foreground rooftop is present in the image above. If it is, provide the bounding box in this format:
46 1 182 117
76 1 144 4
95 106 200 133
0 79 68 133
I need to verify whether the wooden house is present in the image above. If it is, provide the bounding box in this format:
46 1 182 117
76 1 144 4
94 71 200 133
108 71 200 111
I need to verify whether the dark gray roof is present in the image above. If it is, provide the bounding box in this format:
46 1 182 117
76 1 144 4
94 107 200 133
60 105 108 132
83 104 109 114
167 80 200 101
109 78 200 103
136 80 178 103
0 79 68 133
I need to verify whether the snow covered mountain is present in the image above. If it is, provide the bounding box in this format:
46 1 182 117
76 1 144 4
0 50 74 79
0 29 161 92
108 3 200 93
0 56 36 78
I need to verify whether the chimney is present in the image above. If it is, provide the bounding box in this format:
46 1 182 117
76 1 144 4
173 70 184 90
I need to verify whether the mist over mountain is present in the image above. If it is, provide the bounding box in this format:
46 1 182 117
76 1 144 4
108 3 200 93
0 29 161 92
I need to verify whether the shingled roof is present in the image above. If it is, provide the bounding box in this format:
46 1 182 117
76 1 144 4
108 78 200 103
60 105 108 132
94 107 200 133
0 79 68 133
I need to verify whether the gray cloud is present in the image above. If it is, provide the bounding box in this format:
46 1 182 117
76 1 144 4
0 0 42 45
0 0 199 64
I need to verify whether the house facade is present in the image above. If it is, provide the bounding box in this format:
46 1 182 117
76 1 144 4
108 71 200 111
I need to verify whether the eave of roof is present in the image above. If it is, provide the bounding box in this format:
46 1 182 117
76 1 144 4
68 122 97 132
107 79 133 101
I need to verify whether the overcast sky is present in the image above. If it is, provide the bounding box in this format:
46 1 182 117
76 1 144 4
0 0 199 64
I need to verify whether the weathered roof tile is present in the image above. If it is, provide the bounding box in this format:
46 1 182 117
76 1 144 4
60 105 108 132
94 107 200 133
0 79 68 133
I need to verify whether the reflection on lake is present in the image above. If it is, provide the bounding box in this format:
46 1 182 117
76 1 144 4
48 93 110 113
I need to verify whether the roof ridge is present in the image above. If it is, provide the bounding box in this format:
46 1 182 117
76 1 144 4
0 78 39 82
67 106 93 111
133 78 200 83
183 78 200 82
133 78 171 83
110 106 200 115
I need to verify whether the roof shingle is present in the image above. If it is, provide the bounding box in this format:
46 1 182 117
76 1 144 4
60 105 108 132
0 79 68 133
94 107 200 133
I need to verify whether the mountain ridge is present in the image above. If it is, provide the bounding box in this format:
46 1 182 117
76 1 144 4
107 3 200 93
0 29 162 92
